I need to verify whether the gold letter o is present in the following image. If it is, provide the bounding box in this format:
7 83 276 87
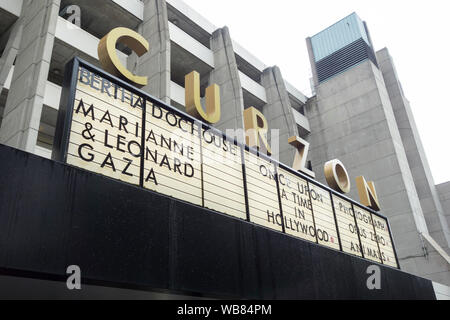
324 159 351 194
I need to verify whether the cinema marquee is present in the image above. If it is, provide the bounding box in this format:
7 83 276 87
52 55 400 269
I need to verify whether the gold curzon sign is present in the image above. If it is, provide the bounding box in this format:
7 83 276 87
54 58 399 268
97 28 381 211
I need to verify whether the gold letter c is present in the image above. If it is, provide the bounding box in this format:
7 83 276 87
98 27 149 88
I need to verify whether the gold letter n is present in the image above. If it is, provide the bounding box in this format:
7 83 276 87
356 176 381 211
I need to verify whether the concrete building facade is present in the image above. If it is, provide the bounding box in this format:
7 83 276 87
306 13 450 287
0 0 449 294
437 182 450 234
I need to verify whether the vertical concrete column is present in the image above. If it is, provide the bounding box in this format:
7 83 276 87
209 27 245 133
437 182 450 229
261 66 299 165
128 0 171 104
0 22 23 95
377 48 450 254
306 37 319 87
0 0 60 152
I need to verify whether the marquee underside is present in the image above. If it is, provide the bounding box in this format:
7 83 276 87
0 144 436 299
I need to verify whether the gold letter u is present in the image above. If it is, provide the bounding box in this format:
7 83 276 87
185 71 221 124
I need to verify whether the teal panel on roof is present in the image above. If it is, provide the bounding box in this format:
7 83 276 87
311 13 370 62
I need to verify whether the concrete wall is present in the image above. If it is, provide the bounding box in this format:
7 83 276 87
0 0 60 153
437 182 450 231
305 59 450 285
377 48 450 256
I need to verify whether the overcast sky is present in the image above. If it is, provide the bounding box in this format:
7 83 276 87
183 0 450 184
